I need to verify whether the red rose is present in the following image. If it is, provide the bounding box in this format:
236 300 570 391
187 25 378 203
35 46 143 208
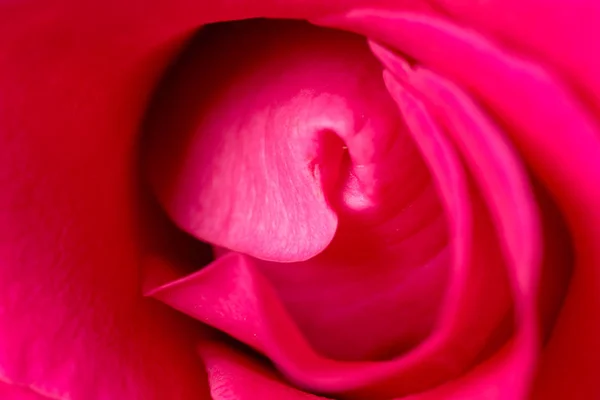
1 1 598 399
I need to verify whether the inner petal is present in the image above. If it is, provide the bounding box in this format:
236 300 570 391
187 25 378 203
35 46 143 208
144 19 448 361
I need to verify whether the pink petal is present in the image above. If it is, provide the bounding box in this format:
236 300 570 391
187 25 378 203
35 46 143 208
198 341 329 399
144 20 419 262
0 11 215 400
2 2 422 398
251 188 450 361
318 9 595 398
383 70 536 399
0 2 371 399
0 2 439 398
374 49 572 338
148 65 526 397
377 47 572 340
3 1 589 399
0 381 55 400
432 0 600 114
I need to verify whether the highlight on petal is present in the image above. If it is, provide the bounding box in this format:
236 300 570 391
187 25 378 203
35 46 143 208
144 20 408 262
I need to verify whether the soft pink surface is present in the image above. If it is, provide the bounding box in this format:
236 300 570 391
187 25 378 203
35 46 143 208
198 340 329 399
0 1 598 400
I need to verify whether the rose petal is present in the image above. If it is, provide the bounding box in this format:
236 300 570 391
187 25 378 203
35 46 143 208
0 2 408 398
318 9 596 398
198 341 329 400
432 0 600 114
251 186 450 361
0 381 55 400
0 1 439 397
383 71 535 399
148 69 523 397
2 1 590 399
144 20 424 262
0 14 216 400
373 44 573 336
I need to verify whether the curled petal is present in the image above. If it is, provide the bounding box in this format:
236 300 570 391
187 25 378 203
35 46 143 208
0 2 438 398
383 71 532 398
198 341 329 399
144 21 408 262
319 9 595 398
147 62 526 397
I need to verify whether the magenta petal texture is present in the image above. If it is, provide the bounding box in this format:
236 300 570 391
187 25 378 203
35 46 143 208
1 0 599 400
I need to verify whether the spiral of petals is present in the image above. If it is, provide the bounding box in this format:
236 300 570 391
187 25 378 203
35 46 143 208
1 0 598 399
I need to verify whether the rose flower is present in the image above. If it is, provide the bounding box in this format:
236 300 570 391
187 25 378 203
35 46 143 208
1 1 598 399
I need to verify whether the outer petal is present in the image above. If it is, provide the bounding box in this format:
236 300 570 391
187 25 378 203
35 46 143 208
382 70 537 399
0 10 213 400
318 9 598 399
431 0 600 114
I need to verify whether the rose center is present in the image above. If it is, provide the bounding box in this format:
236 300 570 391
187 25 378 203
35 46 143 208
143 19 449 361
